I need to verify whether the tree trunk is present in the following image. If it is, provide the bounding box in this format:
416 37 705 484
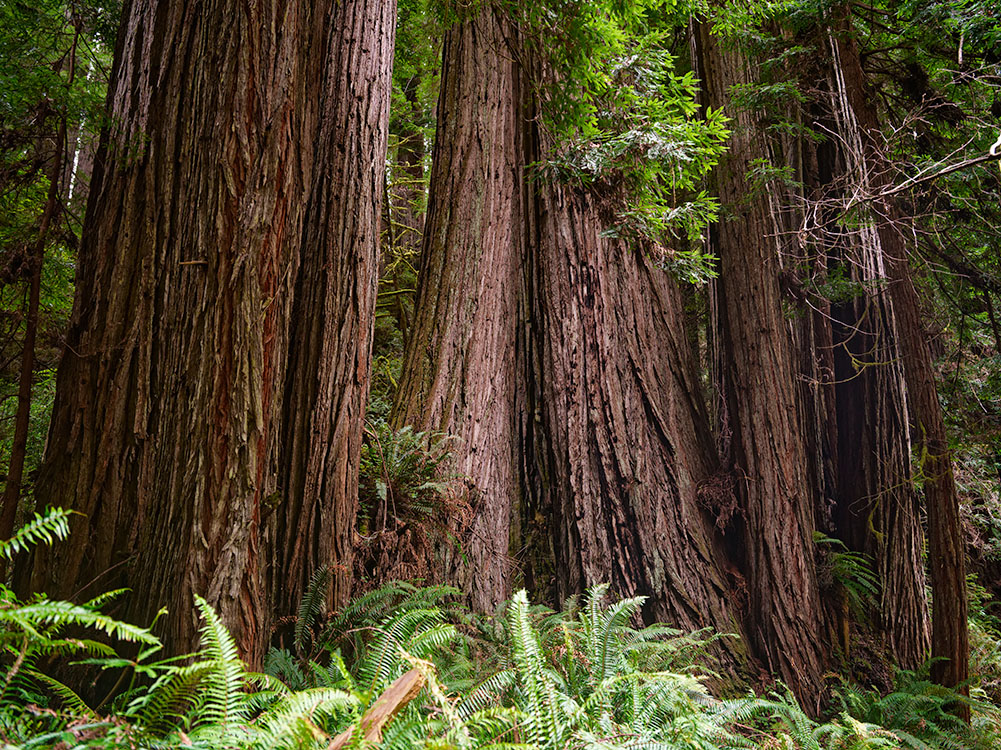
815 39 931 669
527 177 746 666
695 22 828 708
19 0 322 664
392 7 522 611
271 0 396 617
516 31 748 674
393 12 748 658
828 20 968 707
0 118 65 578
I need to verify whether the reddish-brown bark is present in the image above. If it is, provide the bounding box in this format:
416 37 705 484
526 178 745 659
695 22 828 707
392 8 523 610
825 21 967 705
18 0 325 663
394 13 748 672
270 0 396 616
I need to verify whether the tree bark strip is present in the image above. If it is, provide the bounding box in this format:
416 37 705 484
272 0 396 616
527 176 745 662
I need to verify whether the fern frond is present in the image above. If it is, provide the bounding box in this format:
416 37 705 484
456 669 517 719
0 599 161 645
253 687 358 748
24 668 94 716
0 507 72 559
190 595 248 726
295 566 332 655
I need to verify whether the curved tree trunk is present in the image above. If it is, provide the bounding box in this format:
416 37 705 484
695 22 828 707
19 0 321 663
271 0 396 617
392 7 523 611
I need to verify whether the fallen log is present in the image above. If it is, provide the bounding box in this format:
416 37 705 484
328 668 426 749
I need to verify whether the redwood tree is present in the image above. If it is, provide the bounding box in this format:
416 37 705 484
694 22 829 706
814 27 931 669
526 175 745 656
270 0 397 617
827 14 968 702
395 4 749 671
392 6 523 611
19 0 332 662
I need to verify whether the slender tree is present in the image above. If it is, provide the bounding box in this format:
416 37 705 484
827 13 968 706
818 30 931 668
270 0 397 617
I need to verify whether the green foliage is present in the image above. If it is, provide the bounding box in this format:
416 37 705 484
0 509 159 699
0 507 160 746
814 534 880 617
359 423 460 531
354 424 469 585
0 0 113 508
4 570 1000 749
506 1 729 281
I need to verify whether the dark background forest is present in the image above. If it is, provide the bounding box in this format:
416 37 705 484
1 0 1000 747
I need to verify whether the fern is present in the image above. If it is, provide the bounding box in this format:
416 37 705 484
0 507 72 560
252 687 357 749
295 565 332 655
815 533 880 616
189 594 249 727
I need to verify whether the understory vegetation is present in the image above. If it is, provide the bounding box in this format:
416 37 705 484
0 509 998 749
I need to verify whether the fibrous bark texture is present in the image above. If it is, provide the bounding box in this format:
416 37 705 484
695 23 828 707
21 0 321 662
393 8 522 611
527 178 743 658
823 32 930 668
826 20 967 701
271 0 396 616
393 12 748 673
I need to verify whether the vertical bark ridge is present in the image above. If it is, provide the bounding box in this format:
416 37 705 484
530 183 743 657
392 8 523 611
272 0 397 617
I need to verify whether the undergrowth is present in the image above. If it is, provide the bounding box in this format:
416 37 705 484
1 516 999 748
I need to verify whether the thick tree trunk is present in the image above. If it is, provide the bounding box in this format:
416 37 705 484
271 0 396 616
393 12 748 656
19 0 321 663
392 8 522 611
828 22 967 706
527 178 746 665
508 31 748 673
695 22 828 707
